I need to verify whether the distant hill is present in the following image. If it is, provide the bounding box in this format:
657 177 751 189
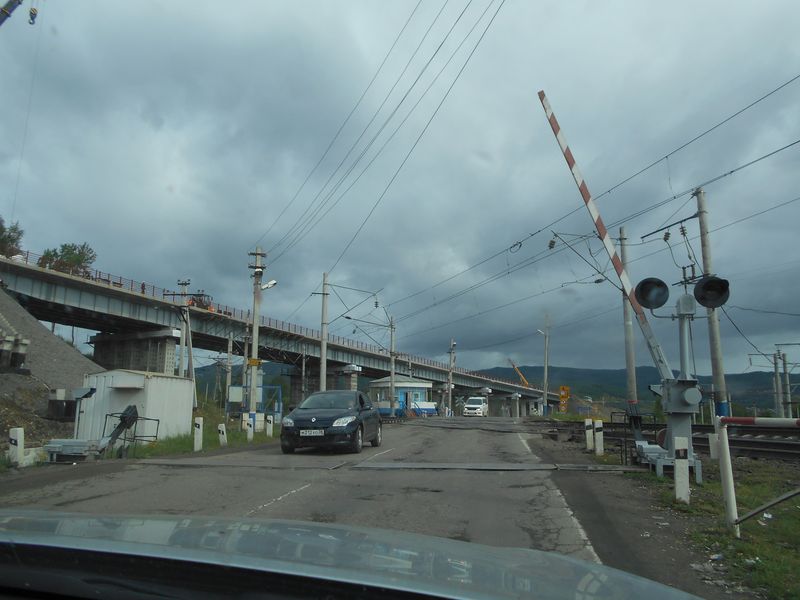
480 365 788 412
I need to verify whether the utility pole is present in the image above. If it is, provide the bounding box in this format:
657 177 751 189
783 352 792 419
389 316 396 417
175 279 190 377
538 326 550 414
695 188 728 416
247 247 266 416
225 333 233 407
447 339 456 416
774 351 784 418
620 227 638 409
319 272 329 391
301 345 307 402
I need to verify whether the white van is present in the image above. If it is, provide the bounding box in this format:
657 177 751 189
463 397 488 417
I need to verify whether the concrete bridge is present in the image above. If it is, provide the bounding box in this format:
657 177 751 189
0 254 556 412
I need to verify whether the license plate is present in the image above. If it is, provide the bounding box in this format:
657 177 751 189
300 429 325 437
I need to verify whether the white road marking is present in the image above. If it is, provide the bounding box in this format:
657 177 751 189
517 432 533 454
246 483 311 517
359 448 394 463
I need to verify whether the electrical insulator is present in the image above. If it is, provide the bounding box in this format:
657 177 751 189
29 7 38 25
663 231 671 242
679 225 687 237
548 239 556 250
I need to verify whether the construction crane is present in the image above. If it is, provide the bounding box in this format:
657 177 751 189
1 0 38 29
507 358 531 388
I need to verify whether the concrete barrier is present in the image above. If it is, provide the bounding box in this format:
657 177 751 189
584 419 594 451
593 420 604 456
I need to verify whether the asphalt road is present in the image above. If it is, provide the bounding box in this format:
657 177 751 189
0 417 598 564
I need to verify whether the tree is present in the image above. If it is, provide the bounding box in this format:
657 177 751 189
0 217 24 257
37 242 97 276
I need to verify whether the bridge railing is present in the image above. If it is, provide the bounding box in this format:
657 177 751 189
7 250 530 390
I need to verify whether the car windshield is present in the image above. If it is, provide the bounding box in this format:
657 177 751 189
298 392 355 410
1 4 797 600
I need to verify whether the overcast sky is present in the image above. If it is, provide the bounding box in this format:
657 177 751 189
2 1 799 375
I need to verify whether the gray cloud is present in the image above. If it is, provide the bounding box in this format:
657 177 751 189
2 0 799 376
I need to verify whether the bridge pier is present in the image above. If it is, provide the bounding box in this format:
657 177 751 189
91 329 179 375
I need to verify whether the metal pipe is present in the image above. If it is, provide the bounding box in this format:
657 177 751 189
717 420 741 538
783 352 792 419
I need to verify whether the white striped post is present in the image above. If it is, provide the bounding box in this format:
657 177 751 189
8 427 24 466
674 436 690 504
593 420 604 456
218 423 228 447
193 417 203 452
584 418 594 451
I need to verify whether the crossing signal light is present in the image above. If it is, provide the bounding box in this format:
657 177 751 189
693 276 729 308
634 277 669 309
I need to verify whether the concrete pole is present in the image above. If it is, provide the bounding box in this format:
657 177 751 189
389 316 396 416
620 227 638 407
447 339 456 416
248 247 265 415
186 310 197 408
673 436 690 504
695 188 728 416
541 327 550 413
320 272 329 391
774 351 784 418
178 314 186 377
301 345 307 402
226 333 233 406
783 352 792 419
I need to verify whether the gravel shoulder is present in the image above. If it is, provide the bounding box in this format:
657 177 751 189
526 428 756 600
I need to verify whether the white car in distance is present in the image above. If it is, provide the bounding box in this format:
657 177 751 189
462 397 488 417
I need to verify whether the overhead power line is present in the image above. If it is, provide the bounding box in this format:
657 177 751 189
400 192 800 343
387 72 800 309
252 0 423 248
269 0 455 259
327 0 507 275
730 306 800 318
594 71 800 202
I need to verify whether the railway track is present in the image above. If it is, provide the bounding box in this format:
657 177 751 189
543 420 800 460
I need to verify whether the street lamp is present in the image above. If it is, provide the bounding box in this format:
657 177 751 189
261 280 277 290
345 314 397 416
537 328 550 416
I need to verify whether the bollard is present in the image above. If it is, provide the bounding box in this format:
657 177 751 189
266 415 273 438
593 420 604 456
674 436 690 504
584 419 594 451
708 433 719 460
193 417 203 452
246 420 254 442
218 423 228 447
8 427 24 466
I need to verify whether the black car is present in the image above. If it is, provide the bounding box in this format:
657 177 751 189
280 390 382 454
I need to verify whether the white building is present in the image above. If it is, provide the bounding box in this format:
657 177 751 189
75 370 193 442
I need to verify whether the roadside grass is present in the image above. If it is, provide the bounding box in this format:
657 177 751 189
0 454 10 473
615 452 800 600
133 406 279 459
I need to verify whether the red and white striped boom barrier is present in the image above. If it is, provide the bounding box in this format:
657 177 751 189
537 91 673 384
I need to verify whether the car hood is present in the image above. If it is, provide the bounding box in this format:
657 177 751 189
289 408 356 427
0 511 699 599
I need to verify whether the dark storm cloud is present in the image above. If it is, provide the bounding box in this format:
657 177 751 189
1 1 799 374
